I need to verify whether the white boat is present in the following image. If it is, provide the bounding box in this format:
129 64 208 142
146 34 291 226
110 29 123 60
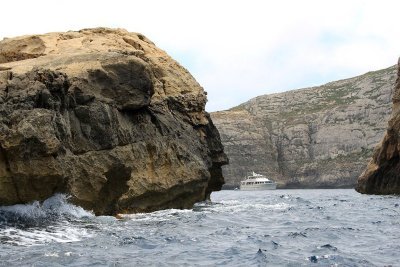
239 172 277 190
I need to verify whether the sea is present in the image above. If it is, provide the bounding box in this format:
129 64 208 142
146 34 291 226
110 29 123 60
0 189 399 266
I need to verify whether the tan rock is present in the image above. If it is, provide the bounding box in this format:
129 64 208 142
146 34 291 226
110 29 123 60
0 28 227 214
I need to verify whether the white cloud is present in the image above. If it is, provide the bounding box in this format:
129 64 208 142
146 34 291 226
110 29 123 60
1 0 400 111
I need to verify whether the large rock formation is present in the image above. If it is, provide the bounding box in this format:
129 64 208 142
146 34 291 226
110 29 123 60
357 60 400 194
212 66 396 189
0 28 227 215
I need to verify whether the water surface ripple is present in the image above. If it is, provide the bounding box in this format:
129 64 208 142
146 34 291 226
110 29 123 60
0 190 399 266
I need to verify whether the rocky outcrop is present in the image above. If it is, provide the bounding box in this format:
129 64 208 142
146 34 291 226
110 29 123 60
356 60 400 194
212 66 396 189
0 28 227 215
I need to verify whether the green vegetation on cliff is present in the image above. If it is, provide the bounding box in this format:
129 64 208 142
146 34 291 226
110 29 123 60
212 65 396 189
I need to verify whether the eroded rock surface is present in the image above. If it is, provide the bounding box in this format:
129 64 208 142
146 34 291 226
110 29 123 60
0 28 227 214
357 60 400 194
212 66 395 189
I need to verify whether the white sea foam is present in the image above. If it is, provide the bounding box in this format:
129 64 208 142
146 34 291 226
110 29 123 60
209 201 290 213
219 200 240 205
123 208 193 222
44 252 59 257
0 194 94 246
1 226 93 246
0 194 94 219
0 201 47 218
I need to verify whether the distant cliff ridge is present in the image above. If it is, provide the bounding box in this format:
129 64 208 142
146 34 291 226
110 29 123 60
212 66 396 189
0 28 228 215
357 60 400 194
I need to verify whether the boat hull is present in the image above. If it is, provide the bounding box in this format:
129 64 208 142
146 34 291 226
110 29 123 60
240 183 277 190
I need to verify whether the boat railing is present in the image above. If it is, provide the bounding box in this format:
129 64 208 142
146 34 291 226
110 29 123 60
246 171 265 178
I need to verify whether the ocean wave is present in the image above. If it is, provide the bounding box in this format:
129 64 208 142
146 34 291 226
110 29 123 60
0 225 92 246
206 201 290 214
0 194 94 246
0 194 93 223
122 208 193 222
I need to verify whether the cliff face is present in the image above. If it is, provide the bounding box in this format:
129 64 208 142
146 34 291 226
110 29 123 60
0 28 227 215
212 66 396 189
357 60 400 194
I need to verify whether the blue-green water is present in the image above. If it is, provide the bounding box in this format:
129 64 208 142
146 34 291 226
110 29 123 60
0 189 399 266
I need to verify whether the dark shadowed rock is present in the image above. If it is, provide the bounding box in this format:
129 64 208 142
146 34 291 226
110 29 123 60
0 28 227 215
356 59 400 194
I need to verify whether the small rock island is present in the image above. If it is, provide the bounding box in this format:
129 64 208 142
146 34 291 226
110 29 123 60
0 28 228 215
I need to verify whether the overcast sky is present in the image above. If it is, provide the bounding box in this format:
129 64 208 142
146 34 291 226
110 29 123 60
1 0 400 111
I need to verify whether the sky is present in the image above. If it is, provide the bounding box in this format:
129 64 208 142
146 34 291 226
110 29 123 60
1 0 400 111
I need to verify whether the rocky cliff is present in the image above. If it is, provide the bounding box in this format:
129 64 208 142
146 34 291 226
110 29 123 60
212 66 396 189
357 60 400 194
0 28 227 215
